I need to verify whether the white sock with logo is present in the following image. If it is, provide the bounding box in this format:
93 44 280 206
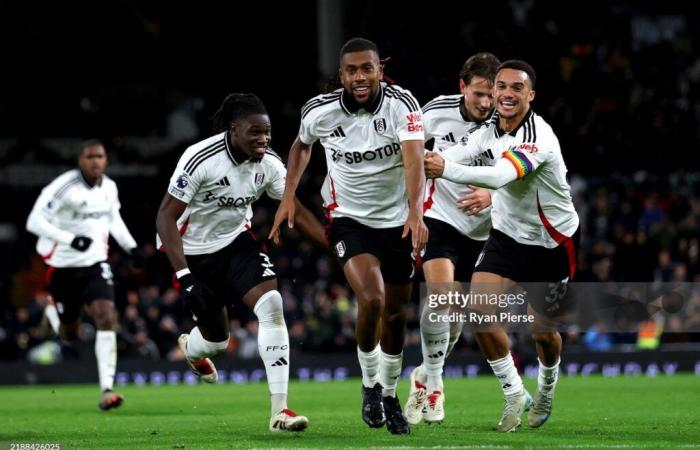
254 290 290 414
358 344 381 388
538 357 560 391
488 353 523 397
380 350 403 398
421 306 449 391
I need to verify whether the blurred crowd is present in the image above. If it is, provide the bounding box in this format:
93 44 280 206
2 168 700 363
2 2 700 362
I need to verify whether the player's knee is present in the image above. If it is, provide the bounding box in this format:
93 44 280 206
532 331 561 346
357 290 384 315
253 290 285 328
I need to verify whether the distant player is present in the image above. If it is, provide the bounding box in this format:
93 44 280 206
26 140 142 411
405 52 501 425
425 60 580 431
270 38 428 434
156 93 325 432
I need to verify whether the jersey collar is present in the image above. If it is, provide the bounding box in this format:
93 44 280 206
340 84 384 115
78 169 102 188
494 108 533 138
224 131 262 165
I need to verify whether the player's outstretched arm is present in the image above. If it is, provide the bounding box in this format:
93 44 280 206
402 139 429 255
155 193 189 272
442 157 519 190
269 137 313 238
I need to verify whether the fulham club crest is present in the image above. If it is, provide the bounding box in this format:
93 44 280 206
373 118 387 134
335 240 346 258
255 173 265 187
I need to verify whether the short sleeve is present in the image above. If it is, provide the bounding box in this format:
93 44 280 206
167 149 205 203
388 87 425 142
298 98 324 145
264 152 287 200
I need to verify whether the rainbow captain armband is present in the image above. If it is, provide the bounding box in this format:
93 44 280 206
502 146 534 179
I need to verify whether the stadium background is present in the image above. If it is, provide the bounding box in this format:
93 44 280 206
1 0 699 382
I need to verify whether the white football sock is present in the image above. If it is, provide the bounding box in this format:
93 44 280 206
446 320 463 356
421 306 449 391
95 330 117 392
379 350 403 397
538 357 560 390
254 290 289 414
357 345 380 388
45 300 61 335
185 326 229 360
489 353 523 397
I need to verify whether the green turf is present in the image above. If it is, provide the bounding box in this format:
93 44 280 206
0 375 699 449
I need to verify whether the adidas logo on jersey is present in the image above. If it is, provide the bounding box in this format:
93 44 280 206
271 357 288 367
440 132 456 143
330 126 346 138
216 176 231 186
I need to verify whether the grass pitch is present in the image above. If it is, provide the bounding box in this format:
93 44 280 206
1 375 698 449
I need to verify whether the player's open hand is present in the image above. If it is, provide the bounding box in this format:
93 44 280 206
457 185 492 215
424 152 445 178
269 195 296 241
403 209 428 256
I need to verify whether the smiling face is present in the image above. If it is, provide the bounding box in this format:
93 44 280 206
231 114 271 161
339 50 383 104
494 68 535 120
460 75 494 122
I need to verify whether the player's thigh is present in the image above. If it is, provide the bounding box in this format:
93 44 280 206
378 225 415 285
48 267 87 324
224 233 277 299
344 253 384 304
327 217 382 269
455 236 487 282
469 271 517 316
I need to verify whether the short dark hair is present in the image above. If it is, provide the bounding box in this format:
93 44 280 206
79 139 104 155
210 93 268 132
339 37 379 60
497 60 536 89
460 52 501 84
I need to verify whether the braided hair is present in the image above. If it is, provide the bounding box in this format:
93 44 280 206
210 93 268 132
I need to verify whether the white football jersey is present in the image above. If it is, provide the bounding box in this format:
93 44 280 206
442 110 579 248
299 83 425 228
26 169 137 268
422 94 492 240
157 132 286 255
